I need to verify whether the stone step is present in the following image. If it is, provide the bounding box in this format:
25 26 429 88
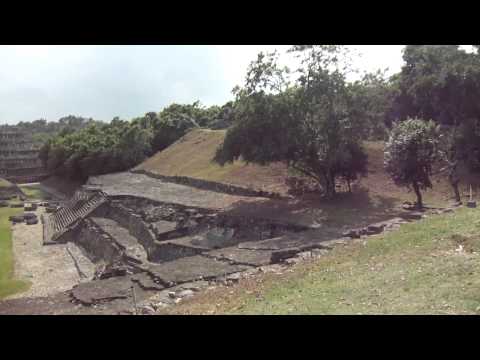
43 192 107 244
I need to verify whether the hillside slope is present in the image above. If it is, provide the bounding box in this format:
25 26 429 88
136 128 470 204
135 129 289 193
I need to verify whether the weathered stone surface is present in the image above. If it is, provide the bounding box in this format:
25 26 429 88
177 289 195 298
238 230 336 251
400 211 424 220
342 229 361 238
150 220 178 238
205 246 274 266
131 272 165 290
366 223 385 234
146 255 249 286
91 217 149 264
319 238 349 248
149 241 205 263
402 203 418 211
71 276 135 305
271 248 302 263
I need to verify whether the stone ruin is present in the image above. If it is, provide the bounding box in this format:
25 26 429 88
0 126 49 183
34 171 341 312
21 170 453 314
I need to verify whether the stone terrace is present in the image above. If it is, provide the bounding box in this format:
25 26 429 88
87 172 262 210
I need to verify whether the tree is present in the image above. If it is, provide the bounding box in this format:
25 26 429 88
215 46 368 198
389 45 480 200
384 118 438 208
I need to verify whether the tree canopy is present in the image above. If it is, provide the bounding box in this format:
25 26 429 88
384 118 438 208
39 101 224 181
215 46 368 198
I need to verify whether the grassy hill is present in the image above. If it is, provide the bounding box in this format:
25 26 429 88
136 128 467 205
135 129 289 194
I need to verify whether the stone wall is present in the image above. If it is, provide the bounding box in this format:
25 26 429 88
73 219 123 264
92 200 160 260
131 169 282 199
148 242 203 263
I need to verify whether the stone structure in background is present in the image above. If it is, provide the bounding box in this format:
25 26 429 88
0 125 49 183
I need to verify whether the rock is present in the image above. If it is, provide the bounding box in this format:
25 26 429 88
168 291 176 299
138 305 155 314
311 248 329 257
400 211 424 220
467 201 477 208
285 258 300 266
342 229 361 239
367 222 385 233
226 272 242 282
271 248 300 263
177 289 194 298
183 219 198 228
402 203 418 211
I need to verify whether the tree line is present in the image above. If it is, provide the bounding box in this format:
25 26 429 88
215 45 480 207
38 102 234 181
38 45 480 208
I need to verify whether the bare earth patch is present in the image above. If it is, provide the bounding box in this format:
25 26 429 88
6 208 94 299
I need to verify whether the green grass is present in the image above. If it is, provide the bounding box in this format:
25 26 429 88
19 185 49 200
0 206 30 299
233 208 480 314
167 207 480 314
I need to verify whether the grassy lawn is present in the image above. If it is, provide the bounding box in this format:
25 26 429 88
165 207 480 315
19 184 50 200
0 207 30 299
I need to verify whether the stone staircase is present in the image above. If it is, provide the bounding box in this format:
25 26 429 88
43 190 108 245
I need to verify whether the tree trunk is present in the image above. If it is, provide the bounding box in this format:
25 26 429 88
347 179 352 193
449 165 461 203
323 172 336 199
452 181 461 203
412 181 423 209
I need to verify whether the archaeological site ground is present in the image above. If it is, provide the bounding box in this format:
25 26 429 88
1 128 478 315
2 45 480 316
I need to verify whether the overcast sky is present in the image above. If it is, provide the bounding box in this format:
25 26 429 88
0 45 406 124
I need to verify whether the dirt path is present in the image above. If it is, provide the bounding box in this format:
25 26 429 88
6 208 93 299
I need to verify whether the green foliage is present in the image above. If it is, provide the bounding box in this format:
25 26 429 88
14 116 100 137
388 45 480 199
348 70 394 140
384 118 438 207
39 101 226 181
41 120 153 181
390 45 480 127
215 46 368 197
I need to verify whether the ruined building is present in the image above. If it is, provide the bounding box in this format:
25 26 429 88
0 126 49 183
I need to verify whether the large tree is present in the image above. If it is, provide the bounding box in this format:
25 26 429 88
384 118 438 208
215 46 368 198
